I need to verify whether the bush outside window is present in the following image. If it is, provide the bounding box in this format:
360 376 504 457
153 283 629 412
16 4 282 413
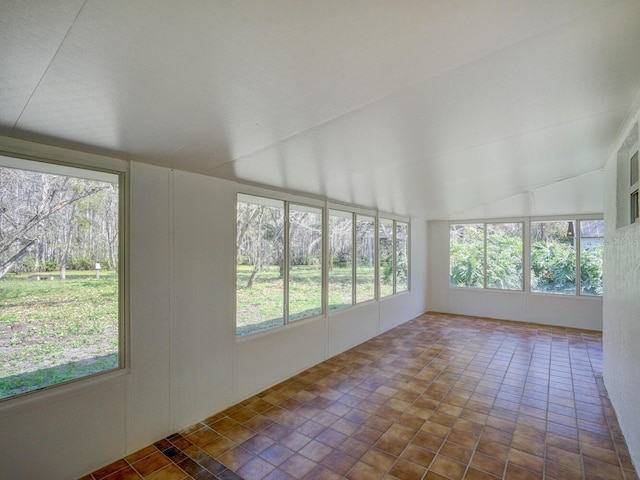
0 156 124 401
450 218 602 296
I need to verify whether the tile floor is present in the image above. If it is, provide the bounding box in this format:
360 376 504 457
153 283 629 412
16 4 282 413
82 312 638 480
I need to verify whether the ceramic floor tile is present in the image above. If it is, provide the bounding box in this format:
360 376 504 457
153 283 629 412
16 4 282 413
81 313 638 480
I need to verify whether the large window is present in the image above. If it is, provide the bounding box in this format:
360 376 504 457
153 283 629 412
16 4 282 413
237 195 411 336
487 223 523 290
288 204 323 321
236 195 285 335
449 222 523 290
449 218 603 297
531 220 576 294
449 224 484 288
0 156 124 401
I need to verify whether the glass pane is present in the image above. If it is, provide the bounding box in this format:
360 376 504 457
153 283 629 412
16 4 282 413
396 222 409 292
486 223 523 290
236 196 285 335
449 224 484 288
530 221 576 295
355 215 375 303
328 210 353 311
580 220 604 296
289 204 323 321
379 218 394 297
0 163 120 400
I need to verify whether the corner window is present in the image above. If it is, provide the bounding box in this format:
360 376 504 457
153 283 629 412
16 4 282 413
0 156 124 401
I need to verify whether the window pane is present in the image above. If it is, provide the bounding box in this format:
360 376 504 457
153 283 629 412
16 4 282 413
531 221 576 295
486 223 523 290
236 196 285 335
356 215 375 303
0 162 120 400
449 224 484 288
329 210 353 311
289 204 323 321
379 218 394 297
396 222 409 292
580 220 604 296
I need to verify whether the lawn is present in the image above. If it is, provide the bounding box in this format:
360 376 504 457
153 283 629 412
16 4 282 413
0 271 119 399
236 264 375 336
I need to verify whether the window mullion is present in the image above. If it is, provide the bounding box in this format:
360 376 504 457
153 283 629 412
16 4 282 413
575 220 581 296
352 213 356 306
483 223 488 289
284 202 290 324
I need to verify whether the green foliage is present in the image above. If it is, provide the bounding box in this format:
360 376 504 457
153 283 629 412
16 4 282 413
0 274 119 399
580 246 604 295
531 241 575 293
449 227 484 288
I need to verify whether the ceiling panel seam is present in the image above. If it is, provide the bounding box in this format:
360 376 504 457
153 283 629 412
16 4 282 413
10 0 88 134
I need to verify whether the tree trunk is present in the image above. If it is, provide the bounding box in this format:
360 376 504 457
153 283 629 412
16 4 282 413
0 239 36 279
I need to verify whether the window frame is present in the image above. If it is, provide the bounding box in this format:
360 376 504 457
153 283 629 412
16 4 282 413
236 188 411 338
449 216 603 297
378 216 411 297
0 147 129 405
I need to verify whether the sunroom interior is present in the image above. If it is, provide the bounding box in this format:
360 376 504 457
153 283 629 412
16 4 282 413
1 1 640 479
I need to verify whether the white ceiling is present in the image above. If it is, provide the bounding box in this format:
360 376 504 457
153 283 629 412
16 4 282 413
2 0 640 220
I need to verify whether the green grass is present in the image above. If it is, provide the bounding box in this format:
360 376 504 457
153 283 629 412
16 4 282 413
0 273 119 399
236 264 376 335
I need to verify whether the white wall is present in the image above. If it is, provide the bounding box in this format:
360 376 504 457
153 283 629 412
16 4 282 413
0 150 428 480
427 219 603 331
603 112 640 469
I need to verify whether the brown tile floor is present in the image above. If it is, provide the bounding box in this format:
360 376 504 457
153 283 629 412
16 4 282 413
83 312 639 480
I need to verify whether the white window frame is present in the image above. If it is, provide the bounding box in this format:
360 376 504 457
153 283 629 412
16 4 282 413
0 142 128 405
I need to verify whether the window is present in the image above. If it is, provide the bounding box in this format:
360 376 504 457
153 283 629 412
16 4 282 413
616 123 638 228
379 218 394 297
0 156 124 401
288 204 323 321
450 223 523 290
631 151 639 224
449 224 484 288
579 220 604 296
355 215 375 303
328 210 353 311
531 220 576 295
236 194 324 336
236 195 286 335
486 223 523 290
379 218 410 296
236 195 411 334
396 222 409 292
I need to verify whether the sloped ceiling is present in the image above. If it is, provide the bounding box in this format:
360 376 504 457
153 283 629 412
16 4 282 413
2 0 640 220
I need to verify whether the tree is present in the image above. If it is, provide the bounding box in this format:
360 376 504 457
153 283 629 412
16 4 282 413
0 167 117 279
